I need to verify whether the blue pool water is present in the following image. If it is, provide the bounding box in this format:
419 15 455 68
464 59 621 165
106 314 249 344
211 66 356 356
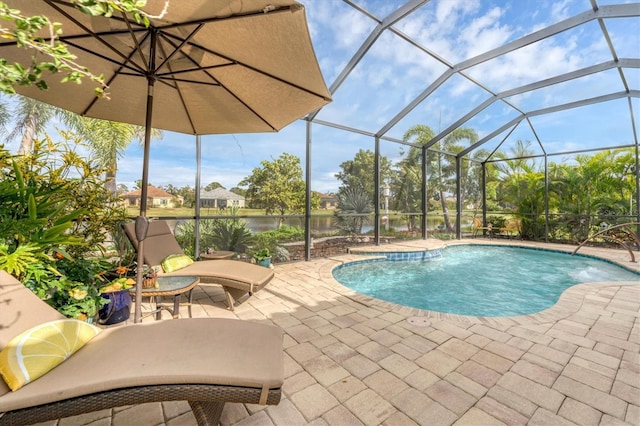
332 245 640 317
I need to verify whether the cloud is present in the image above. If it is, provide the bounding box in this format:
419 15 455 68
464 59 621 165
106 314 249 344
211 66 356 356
550 0 575 22
463 31 584 93
460 7 512 59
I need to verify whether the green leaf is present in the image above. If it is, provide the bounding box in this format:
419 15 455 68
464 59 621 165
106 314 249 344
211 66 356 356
40 222 72 240
53 208 86 226
27 193 37 220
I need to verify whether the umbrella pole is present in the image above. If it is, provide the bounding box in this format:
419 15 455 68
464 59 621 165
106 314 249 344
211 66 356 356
194 135 201 257
134 30 157 323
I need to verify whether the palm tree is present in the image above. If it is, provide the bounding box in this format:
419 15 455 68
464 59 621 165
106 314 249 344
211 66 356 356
492 140 536 210
402 125 478 231
392 157 422 232
549 149 636 237
74 118 161 194
5 97 57 155
2 95 160 194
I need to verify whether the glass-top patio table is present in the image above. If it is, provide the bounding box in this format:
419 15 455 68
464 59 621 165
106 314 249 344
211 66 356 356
128 276 199 320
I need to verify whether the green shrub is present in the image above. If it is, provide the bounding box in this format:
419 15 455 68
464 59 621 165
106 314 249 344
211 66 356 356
0 136 126 319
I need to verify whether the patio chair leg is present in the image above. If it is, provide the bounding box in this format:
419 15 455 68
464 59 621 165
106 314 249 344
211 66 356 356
223 287 249 311
189 400 225 426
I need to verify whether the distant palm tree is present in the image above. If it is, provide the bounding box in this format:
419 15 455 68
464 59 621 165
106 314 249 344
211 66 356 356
403 125 478 231
74 118 161 194
2 95 161 193
6 97 57 155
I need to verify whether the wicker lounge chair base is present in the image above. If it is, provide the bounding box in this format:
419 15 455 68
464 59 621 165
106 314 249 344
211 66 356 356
0 271 284 426
0 383 281 426
123 221 274 311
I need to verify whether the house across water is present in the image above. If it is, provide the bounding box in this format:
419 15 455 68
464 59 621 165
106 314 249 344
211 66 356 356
200 188 246 209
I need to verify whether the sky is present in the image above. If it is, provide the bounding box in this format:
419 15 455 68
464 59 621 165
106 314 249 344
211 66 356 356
5 0 640 194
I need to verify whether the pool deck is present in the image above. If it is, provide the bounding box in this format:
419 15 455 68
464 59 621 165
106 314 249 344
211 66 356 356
53 238 638 425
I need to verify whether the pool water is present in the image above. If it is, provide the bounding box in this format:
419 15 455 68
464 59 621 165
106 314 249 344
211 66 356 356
332 245 640 317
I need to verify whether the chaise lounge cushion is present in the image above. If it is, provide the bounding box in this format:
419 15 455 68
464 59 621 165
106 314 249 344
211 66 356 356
0 317 284 412
0 275 65 400
0 271 284 418
122 221 274 309
164 259 272 293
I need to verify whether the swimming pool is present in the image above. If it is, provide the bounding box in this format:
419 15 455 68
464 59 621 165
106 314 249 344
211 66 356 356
332 245 640 317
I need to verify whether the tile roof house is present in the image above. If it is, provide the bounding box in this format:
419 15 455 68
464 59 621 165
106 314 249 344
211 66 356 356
121 186 183 208
318 192 337 209
200 188 245 209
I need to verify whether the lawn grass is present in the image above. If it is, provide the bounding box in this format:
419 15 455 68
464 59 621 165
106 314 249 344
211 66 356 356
125 207 334 218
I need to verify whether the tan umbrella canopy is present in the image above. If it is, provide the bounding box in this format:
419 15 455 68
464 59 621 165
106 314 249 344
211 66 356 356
3 0 331 321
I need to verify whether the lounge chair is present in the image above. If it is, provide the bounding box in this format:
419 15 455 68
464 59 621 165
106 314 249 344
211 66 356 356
122 221 274 311
472 217 493 238
0 271 283 425
498 218 521 239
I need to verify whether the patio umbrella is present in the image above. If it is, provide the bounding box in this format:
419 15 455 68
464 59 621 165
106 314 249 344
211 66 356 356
3 0 331 321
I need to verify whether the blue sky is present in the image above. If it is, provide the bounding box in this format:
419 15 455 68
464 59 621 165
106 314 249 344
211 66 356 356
7 0 639 193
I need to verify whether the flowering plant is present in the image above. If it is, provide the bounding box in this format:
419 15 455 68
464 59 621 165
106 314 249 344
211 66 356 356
32 256 113 321
99 265 135 293
45 275 108 321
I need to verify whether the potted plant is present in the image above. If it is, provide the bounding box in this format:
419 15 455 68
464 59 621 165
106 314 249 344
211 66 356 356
98 265 135 325
142 265 159 288
252 248 272 268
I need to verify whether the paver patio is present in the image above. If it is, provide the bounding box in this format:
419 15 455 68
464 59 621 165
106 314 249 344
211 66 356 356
43 239 639 426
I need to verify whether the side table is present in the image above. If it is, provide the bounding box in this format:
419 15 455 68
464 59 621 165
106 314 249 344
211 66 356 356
199 250 234 260
129 275 199 320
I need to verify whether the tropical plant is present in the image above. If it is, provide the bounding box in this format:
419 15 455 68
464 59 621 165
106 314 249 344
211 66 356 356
175 208 254 256
0 243 50 281
247 233 279 262
42 256 112 320
333 186 373 234
0 141 87 252
209 216 254 253
248 226 298 263
0 135 127 318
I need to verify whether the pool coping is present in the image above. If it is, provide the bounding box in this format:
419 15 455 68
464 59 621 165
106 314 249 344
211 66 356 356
320 238 640 327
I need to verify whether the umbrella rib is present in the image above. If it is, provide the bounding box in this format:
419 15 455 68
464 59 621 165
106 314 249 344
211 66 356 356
44 0 147 74
156 63 233 78
155 41 198 134
158 33 280 131
69 32 153 116
121 9 150 72
156 76 221 87
155 24 205 73
161 32 332 102
63 36 149 76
